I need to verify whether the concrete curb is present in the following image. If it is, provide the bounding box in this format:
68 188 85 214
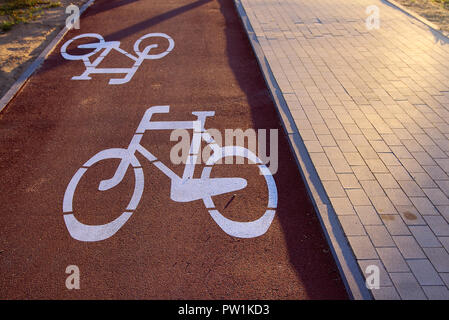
382 0 449 39
0 0 95 114
233 0 373 300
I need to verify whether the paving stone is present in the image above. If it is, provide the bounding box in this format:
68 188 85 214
338 215 366 236
323 180 347 198
377 247 410 272
304 140 323 152
402 139 425 153
317 134 337 147
423 145 447 159
436 180 449 198
423 189 449 206
347 236 378 260
389 273 427 300
440 237 449 253
371 141 391 153
424 216 449 236
388 165 412 181
353 165 376 181
385 189 412 206
371 286 401 300
441 273 449 288
343 153 366 166
397 180 426 197
355 205 383 226
337 140 357 153
390 146 413 159
393 236 426 259
424 248 449 272
375 173 399 189
309 153 331 167
423 166 449 180
438 206 449 223
410 197 440 216
379 153 401 166
366 225 395 247
410 172 437 189
346 188 371 206
436 159 449 173
361 180 386 197
422 286 449 300
395 205 427 226
316 166 338 181
329 197 356 215
371 196 398 215
338 174 361 189
357 146 380 160
381 214 411 236
366 159 389 173
407 259 444 286
410 226 442 248
400 158 425 173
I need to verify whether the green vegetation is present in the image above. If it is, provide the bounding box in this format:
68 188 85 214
0 0 61 32
432 0 449 10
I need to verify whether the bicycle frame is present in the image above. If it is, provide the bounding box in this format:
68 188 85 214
99 106 248 202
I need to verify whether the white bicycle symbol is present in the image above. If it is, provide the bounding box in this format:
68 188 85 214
60 33 174 84
63 106 278 242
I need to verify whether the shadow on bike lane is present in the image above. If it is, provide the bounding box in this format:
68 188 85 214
0 0 347 299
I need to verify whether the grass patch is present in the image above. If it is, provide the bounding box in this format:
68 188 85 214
432 0 449 10
0 0 62 32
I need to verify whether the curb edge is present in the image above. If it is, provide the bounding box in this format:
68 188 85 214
233 0 373 300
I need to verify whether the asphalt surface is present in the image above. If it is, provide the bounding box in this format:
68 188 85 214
0 0 348 299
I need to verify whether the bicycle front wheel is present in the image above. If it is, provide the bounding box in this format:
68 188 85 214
201 146 278 238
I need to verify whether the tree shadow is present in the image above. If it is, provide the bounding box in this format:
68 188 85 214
82 0 140 19
216 0 348 299
104 0 213 40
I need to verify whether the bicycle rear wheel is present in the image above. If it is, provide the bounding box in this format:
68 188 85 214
61 33 105 61
63 148 144 242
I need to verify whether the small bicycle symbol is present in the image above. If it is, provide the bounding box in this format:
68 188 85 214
63 106 278 242
60 33 174 84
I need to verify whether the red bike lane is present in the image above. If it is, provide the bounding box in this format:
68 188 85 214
0 0 347 299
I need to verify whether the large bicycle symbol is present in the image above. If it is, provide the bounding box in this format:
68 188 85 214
60 33 174 84
63 106 278 242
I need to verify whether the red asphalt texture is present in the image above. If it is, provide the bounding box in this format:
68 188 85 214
0 0 348 299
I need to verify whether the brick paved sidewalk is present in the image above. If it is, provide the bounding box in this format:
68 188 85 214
236 0 449 299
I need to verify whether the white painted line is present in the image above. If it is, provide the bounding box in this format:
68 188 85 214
208 209 275 238
0 0 95 114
